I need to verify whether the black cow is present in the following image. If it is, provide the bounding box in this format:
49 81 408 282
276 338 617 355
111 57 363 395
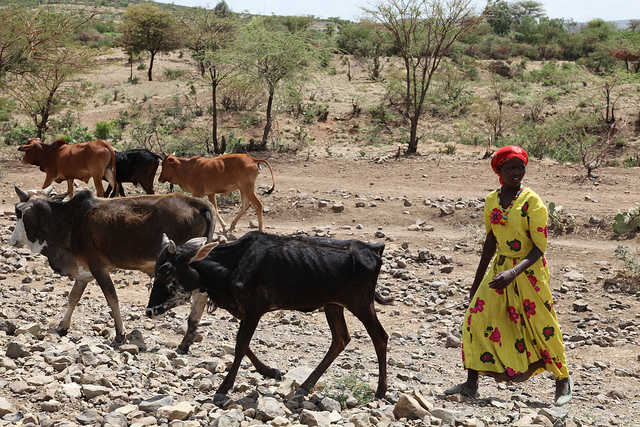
10 186 215 347
104 149 162 197
146 231 391 401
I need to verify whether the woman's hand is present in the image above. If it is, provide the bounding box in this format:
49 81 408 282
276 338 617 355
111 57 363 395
488 268 518 290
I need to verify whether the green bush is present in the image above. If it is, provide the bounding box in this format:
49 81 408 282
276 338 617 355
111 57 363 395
325 369 374 409
0 122 38 146
0 97 16 122
612 205 640 234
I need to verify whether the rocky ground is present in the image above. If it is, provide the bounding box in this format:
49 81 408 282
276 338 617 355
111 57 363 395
0 148 638 427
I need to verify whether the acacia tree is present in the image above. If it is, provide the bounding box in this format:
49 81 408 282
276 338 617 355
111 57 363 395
0 6 100 139
178 6 239 154
365 0 483 154
234 19 316 143
119 2 181 81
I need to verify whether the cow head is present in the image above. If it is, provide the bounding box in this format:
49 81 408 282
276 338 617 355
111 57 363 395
18 138 44 166
158 154 179 184
10 185 60 251
146 234 218 318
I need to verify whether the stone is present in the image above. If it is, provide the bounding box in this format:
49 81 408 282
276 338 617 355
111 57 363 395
299 409 332 427
318 396 342 413
331 202 345 213
430 408 463 425
0 397 16 417
393 393 429 420
157 401 194 421
139 394 173 413
255 396 286 421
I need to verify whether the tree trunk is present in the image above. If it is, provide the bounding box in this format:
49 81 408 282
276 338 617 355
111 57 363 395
262 89 274 143
148 51 155 81
407 115 419 154
211 81 222 154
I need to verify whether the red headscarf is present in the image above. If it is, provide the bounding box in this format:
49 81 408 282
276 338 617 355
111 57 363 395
491 146 528 183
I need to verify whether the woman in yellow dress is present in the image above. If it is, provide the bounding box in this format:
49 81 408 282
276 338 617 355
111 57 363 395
445 145 572 406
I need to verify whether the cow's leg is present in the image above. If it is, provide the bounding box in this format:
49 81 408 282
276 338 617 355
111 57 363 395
177 291 207 354
93 173 106 197
246 349 282 380
89 267 125 344
349 303 389 399
56 279 89 336
66 179 74 198
208 194 226 231
296 304 350 395
230 190 263 231
216 313 261 398
141 169 155 194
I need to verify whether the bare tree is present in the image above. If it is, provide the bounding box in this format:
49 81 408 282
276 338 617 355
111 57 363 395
364 0 483 154
177 6 239 154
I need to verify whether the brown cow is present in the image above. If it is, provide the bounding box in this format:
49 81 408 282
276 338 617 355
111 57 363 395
159 153 275 232
18 137 118 198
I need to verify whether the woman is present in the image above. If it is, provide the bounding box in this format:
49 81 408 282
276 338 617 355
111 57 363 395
445 146 572 406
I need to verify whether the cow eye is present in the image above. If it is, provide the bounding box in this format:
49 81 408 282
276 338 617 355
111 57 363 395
159 264 174 278
15 208 22 219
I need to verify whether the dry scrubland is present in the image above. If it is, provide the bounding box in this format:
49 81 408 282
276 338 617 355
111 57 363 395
0 51 638 426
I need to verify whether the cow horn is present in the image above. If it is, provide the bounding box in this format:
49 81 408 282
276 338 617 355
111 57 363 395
43 184 55 197
167 240 177 254
15 186 30 202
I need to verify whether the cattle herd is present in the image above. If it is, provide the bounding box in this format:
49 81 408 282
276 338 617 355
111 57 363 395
10 137 392 402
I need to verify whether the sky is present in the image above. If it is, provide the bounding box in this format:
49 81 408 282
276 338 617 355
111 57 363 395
156 0 640 23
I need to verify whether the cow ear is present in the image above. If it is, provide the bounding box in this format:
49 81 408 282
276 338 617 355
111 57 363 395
190 242 218 263
15 186 30 202
161 233 176 254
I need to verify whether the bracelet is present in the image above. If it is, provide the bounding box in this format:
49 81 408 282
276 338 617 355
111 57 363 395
510 269 517 279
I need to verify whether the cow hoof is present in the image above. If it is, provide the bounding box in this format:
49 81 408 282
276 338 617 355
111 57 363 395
176 346 190 355
293 387 309 396
54 326 68 337
213 393 230 407
273 368 282 381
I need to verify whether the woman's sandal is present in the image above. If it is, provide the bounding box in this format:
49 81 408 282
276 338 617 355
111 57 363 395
444 384 479 398
554 377 573 406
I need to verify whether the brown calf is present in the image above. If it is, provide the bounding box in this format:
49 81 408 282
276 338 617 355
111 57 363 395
159 153 275 232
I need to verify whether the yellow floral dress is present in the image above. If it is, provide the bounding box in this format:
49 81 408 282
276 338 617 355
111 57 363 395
461 187 570 381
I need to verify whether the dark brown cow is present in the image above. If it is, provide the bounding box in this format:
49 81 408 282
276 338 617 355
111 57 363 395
10 187 215 347
18 137 118 198
159 154 275 232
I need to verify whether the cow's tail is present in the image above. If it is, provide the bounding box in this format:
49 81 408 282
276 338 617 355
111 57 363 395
202 202 216 242
372 241 393 305
253 158 275 195
104 144 119 197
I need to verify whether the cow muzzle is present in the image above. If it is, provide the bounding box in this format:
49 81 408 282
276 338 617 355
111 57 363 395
145 305 167 319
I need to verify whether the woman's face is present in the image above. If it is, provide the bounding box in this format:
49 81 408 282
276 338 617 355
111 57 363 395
499 157 526 187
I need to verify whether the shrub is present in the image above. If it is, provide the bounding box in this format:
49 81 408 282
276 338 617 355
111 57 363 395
612 205 640 234
163 68 188 80
325 369 374 409
0 121 37 146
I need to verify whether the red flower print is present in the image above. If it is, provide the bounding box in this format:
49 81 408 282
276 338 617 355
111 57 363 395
540 349 552 365
523 299 536 318
537 226 548 238
495 288 504 294
490 208 505 225
506 367 517 377
462 349 465 362
467 314 472 325
489 327 502 347
528 274 540 291
542 256 547 267
507 239 522 251
470 298 485 314
555 361 562 369
507 306 519 324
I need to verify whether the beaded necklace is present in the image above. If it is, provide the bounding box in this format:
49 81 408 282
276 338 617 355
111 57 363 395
497 184 523 222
